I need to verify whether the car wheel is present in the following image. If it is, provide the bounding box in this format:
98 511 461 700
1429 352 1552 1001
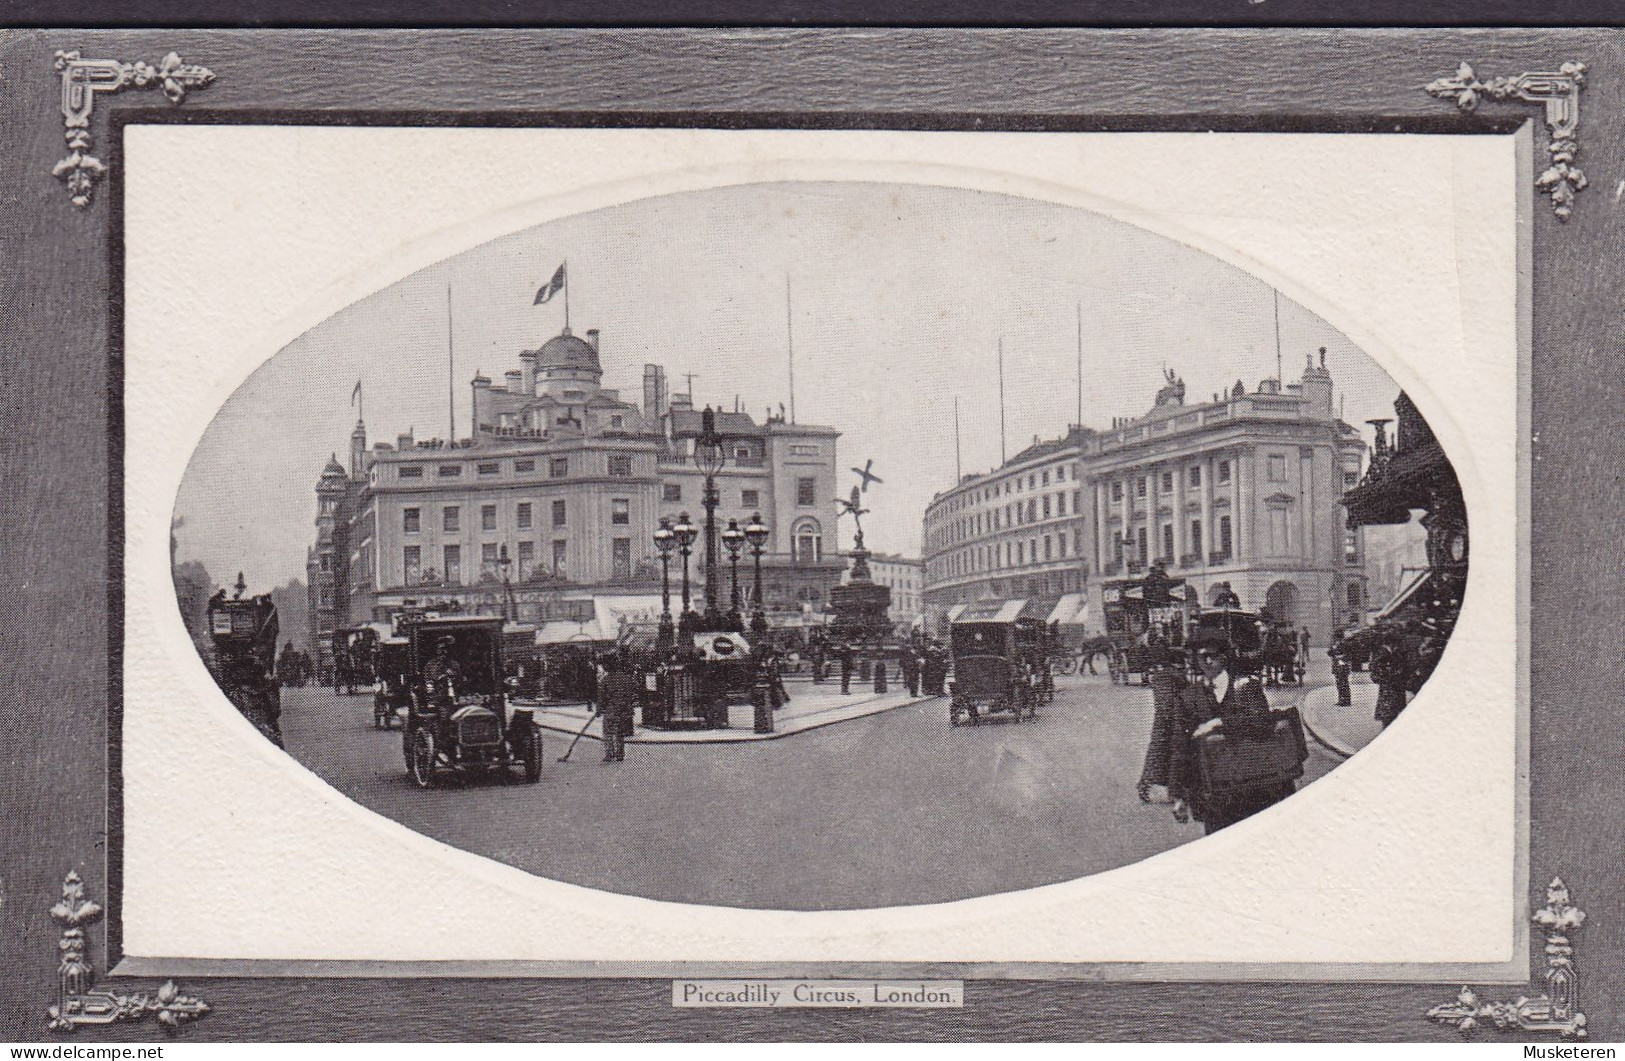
409 729 440 789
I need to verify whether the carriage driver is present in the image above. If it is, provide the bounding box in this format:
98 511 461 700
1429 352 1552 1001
424 635 462 707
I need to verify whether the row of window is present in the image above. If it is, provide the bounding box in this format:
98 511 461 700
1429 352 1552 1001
937 459 1079 516
931 527 1086 582
663 483 763 508
1108 458 1235 503
396 454 637 481
930 489 1082 550
1110 516 1233 566
403 499 632 534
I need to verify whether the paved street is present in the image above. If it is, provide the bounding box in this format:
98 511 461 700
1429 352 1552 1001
279 673 1341 911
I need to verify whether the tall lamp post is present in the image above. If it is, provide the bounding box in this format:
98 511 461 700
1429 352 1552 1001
653 518 676 652
744 511 770 639
673 511 698 640
722 517 746 632
692 407 728 630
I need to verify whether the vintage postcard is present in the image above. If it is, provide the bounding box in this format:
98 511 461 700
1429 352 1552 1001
1 25 1615 1043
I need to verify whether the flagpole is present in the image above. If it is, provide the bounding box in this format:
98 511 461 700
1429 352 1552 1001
1075 301 1084 428
563 259 571 333
998 337 1007 465
785 276 796 425
953 395 962 483
447 280 456 441
1273 287 1282 386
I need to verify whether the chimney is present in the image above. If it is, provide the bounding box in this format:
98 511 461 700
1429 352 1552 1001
520 349 537 394
586 329 600 352
505 370 523 394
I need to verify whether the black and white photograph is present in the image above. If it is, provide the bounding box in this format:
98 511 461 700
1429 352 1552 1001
4 21 1619 1045
173 177 1467 910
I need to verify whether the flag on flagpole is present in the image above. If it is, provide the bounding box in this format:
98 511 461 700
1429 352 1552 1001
534 263 566 305
351 379 362 405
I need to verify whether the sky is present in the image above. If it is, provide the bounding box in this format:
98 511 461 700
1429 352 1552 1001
175 181 1405 591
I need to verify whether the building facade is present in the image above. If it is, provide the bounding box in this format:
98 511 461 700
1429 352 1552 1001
922 351 1369 641
308 324 846 651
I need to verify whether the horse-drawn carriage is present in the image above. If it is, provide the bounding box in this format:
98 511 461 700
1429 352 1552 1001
371 634 411 729
946 611 1045 726
333 624 387 695
206 580 284 747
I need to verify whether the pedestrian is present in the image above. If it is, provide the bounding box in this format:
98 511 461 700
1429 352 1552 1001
1330 643 1352 707
923 642 946 697
1299 626 1312 665
900 645 920 697
1370 626 1410 728
838 643 853 695
1138 632 1185 804
769 648 790 707
811 639 826 685
598 651 638 763
1169 646 1299 835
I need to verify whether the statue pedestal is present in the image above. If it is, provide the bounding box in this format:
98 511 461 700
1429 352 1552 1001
828 547 893 644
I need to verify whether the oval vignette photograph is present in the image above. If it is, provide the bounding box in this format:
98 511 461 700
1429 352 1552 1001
171 180 1468 912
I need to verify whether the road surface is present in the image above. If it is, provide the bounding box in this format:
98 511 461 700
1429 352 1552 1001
279 672 1339 910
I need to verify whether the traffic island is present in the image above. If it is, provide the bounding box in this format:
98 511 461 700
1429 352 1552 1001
526 683 936 745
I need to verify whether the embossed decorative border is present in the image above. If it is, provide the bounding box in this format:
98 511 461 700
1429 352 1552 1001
1427 879 1587 1039
1424 60 1588 221
45 872 209 1034
52 49 216 208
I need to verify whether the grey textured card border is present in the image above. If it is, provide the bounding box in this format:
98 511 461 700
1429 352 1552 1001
1 27 1618 1042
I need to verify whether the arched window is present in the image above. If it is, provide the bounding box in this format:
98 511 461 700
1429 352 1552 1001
792 518 823 564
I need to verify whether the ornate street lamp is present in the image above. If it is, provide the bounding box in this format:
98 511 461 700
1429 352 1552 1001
692 407 728 629
653 517 677 652
722 517 746 631
497 543 516 622
673 510 698 639
744 511 770 639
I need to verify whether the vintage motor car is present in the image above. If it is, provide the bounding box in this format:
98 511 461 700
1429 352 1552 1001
401 615 541 788
206 581 284 747
372 635 410 729
946 617 1041 726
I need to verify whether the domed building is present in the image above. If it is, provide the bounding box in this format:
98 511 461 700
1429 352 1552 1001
310 323 846 645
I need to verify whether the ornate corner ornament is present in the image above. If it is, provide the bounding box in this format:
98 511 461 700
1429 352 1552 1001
1427 878 1587 1039
1425 60 1587 221
52 50 216 209
46 872 210 1034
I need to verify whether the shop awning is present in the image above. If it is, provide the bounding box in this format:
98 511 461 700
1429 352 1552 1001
535 619 614 645
1048 592 1089 625
1375 569 1433 622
